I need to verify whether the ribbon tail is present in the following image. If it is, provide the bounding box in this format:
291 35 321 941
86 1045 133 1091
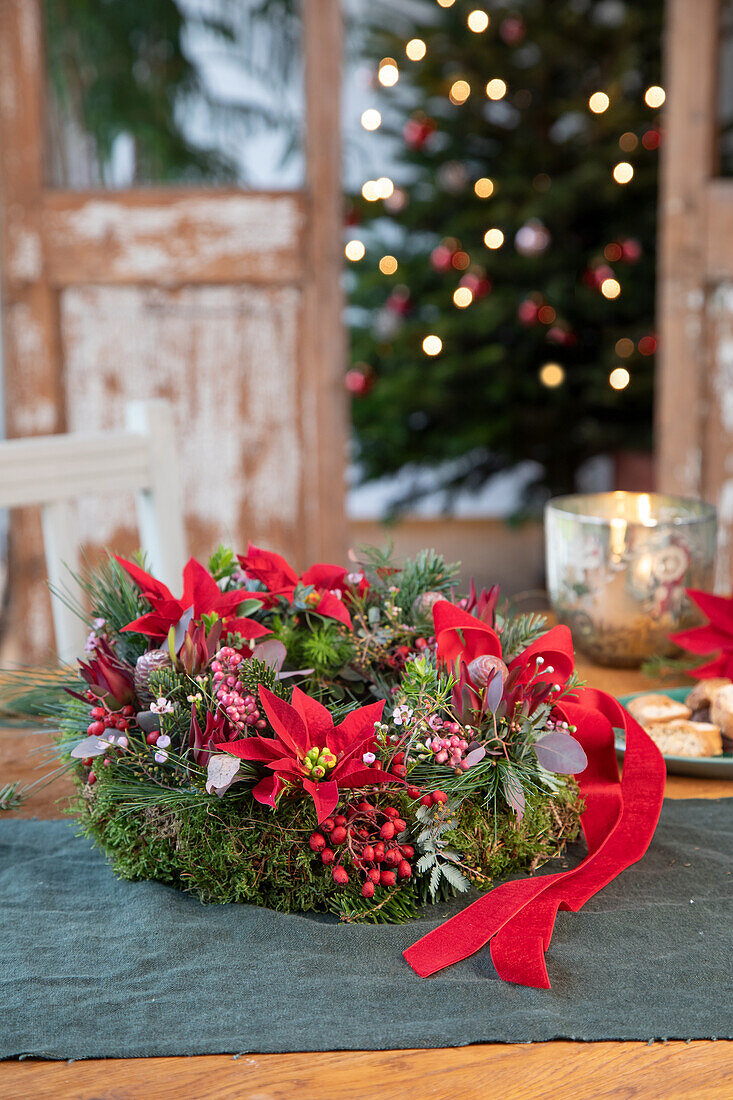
404 689 664 987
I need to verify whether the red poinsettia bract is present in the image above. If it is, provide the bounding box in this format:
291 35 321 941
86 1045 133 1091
432 600 575 711
238 544 353 628
115 555 270 643
669 589 733 678
214 686 400 823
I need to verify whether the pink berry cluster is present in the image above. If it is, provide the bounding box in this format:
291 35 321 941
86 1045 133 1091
417 718 472 769
308 801 415 898
211 646 266 733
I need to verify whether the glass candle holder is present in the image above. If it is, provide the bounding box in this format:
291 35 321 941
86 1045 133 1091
545 492 717 667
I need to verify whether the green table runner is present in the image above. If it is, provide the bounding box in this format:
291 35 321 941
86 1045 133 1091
1 798 731 1060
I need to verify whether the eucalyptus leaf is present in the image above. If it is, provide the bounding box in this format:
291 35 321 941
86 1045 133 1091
534 732 588 775
205 754 242 797
463 745 486 768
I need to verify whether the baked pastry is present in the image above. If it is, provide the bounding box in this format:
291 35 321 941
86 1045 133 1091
686 678 731 713
645 719 722 758
627 693 691 726
709 684 733 751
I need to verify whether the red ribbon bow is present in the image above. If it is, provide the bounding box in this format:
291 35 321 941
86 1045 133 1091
404 688 666 988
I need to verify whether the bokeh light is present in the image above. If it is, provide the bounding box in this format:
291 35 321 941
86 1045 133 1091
609 367 631 390
453 287 473 308
467 10 490 33
613 161 634 184
345 240 365 261
474 177 494 198
378 58 399 87
422 335 443 356
539 363 565 388
601 278 621 299
589 92 609 113
450 79 471 105
379 255 398 275
645 85 665 108
486 78 507 100
406 38 426 61
484 228 504 249
361 109 382 131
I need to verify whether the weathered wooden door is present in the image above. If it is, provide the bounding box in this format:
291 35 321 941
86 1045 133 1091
0 0 347 660
657 0 733 588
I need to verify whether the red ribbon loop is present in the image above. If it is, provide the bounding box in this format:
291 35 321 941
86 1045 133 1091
404 689 666 987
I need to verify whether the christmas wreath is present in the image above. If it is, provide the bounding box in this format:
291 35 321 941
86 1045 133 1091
10 545 589 924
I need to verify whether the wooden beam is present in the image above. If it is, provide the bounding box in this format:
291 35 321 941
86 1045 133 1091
655 0 719 498
0 0 63 662
42 190 306 286
299 0 348 567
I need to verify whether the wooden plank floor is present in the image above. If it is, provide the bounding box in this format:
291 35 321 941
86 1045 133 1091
1 660 730 1099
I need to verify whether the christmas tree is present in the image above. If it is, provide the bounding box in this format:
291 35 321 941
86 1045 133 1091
347 0 663 511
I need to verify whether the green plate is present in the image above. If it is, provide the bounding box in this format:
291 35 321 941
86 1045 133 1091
617 687 733 780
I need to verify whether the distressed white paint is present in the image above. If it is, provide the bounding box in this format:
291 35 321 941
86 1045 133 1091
45 194 304 282
60 284 302 556
8 225 42 281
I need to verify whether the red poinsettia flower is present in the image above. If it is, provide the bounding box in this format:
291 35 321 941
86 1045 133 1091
214 686 400 822
669 589 733 678
238 544 353 628
433 601 575 706
116 555 271 643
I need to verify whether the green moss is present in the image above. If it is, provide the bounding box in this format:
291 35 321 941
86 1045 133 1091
71 766 582 919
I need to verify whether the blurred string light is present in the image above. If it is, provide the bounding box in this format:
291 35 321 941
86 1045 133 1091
588 91 609 113
361 108 381 131
613 161 634 184
486 78 507 100
362 177 394 201
615 337 634 357
378 58 399 87
609 367 630 389
453 286 473 307
474 177 494 198
604 242 623 262
645 85 665 108
379 255 398 275
484 228 504 249
539 363 565 388
449 79 471 105
422 335 443 356
436 0 455 7
601 277 621 299
406 38 426 61
619 131 638 151
345 240 365 261
467 10 490 33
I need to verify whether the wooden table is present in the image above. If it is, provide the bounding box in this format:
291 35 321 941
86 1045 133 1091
2 660 731 1099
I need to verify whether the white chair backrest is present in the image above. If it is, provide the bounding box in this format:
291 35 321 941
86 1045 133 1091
0 399 186 663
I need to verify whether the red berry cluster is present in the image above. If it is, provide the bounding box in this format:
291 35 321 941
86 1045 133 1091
308 801 415 899
420 790 448 807
82 694 135 787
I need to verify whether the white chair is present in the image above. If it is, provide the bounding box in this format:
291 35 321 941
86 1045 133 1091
0 399 186 663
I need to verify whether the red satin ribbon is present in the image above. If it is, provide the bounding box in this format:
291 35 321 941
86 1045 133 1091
404 688 666 987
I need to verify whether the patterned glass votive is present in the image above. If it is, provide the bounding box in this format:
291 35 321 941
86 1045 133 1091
545 492 717 667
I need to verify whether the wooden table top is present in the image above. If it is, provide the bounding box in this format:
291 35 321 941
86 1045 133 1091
2 659 731 1099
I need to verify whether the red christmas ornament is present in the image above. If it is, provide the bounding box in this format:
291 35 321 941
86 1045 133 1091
403 114 437 151
517 298 540 324
385 286 412 315
500 15 525 45
621 238 642 263
345 369 372 397
430 244 454 272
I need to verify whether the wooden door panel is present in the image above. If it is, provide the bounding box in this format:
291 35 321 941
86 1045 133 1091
60 284 303 561
0 0 346 661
